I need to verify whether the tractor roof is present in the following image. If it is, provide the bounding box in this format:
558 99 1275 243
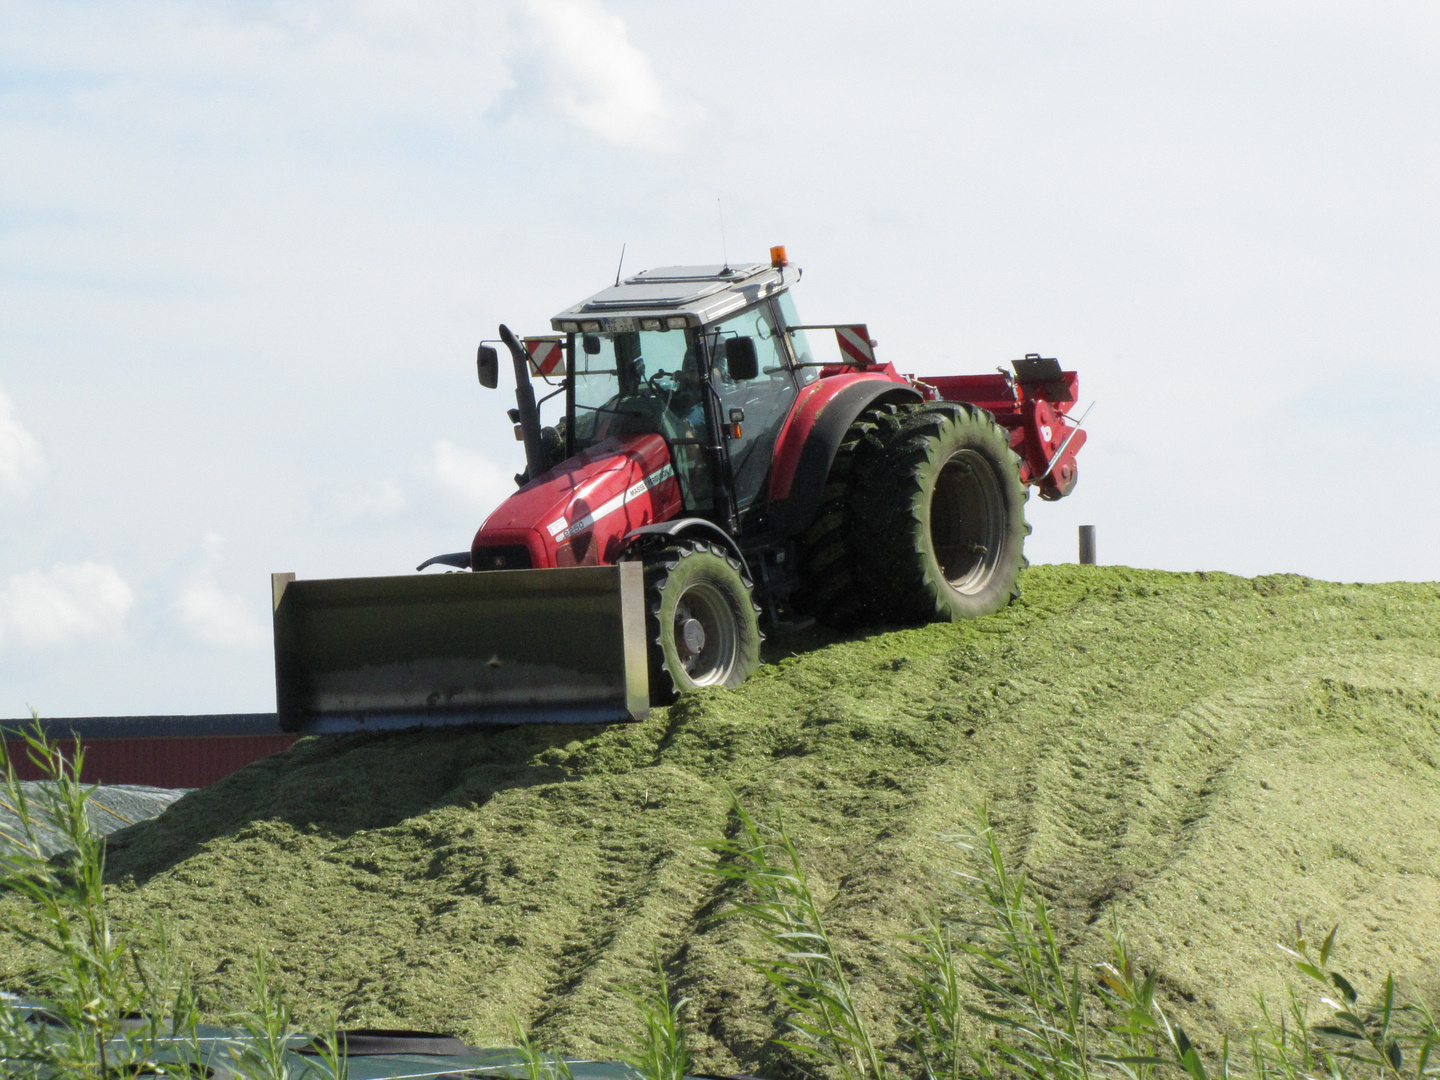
550 261 800 332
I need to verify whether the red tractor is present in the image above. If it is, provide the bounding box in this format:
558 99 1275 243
271 249 1086 733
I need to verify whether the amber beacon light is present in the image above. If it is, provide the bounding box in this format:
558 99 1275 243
769 245 789 268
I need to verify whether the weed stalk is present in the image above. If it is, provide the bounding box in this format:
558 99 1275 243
708 794 888 1080
618 958 692 1080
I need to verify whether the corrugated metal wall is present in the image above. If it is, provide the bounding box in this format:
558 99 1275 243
3 735 297 787
1 715 295 788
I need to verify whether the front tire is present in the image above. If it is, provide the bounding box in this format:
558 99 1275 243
643 541 762 704
853 402 1029 623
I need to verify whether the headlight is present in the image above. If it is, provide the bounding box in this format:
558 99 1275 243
581 321 601 332
640 318 662 331
666 316 688 329
560 321 579 333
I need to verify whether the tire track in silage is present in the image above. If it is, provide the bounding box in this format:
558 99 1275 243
1007 665 1313 938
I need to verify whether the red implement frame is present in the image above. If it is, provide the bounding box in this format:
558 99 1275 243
919 364 1086 502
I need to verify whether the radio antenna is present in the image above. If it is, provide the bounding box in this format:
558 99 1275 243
613 242 627 286
717 198 729 271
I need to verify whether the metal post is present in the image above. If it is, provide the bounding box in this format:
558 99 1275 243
1078 526 1096 566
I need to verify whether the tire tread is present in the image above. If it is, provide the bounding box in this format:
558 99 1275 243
850 401 1029 624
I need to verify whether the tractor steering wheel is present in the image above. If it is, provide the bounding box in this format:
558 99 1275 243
647 369 677 409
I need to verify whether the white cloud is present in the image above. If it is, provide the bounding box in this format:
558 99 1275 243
175 581 268 648
0 0 669 154
0 563 133 649
313 478 407 525
511 0 673 147
6 0 1440 720
0 1 514 127
172 533 267 648
429 440 515 517
0 385 47 500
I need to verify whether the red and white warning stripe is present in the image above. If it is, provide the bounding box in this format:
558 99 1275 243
834 324 875 366
525 338 565 377
546 463 676 544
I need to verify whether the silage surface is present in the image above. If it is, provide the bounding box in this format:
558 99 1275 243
5 565 1440 1075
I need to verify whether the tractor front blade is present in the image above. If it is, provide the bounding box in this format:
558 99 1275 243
271 563 649 733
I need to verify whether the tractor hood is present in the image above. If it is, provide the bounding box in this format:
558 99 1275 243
472 432 683 570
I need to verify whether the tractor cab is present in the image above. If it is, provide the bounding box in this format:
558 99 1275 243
549 260 816 525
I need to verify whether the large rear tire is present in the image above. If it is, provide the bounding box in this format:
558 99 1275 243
792 401 907 627
643 541 763 704
853 402 1029 623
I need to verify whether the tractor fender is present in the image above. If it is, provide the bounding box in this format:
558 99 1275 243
621 518 751 579
765 376 923 538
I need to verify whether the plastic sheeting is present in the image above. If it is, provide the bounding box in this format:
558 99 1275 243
0 783 188 859
0 1005 678 1080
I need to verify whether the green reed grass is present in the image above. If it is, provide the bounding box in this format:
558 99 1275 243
1274 924 1437 1080
616 959 692 1080
904 909 968 1080
507 1013 577 1080
1 723 345 1080
716 799 1440 1080
1 721 202 1079
709 795 890 1080
5 721 1437 1080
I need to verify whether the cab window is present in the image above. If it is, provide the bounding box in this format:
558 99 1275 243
570 329 712 510
706 301 800 512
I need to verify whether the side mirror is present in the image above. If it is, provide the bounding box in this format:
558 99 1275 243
476 344 499 389
582 334 602 355
725 336 759 381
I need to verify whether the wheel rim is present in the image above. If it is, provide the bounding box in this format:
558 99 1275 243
671 580 739 686
930 449 1006 596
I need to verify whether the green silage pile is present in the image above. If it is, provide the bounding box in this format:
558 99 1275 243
6 565 1440 1074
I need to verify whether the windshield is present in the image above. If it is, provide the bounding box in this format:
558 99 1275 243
570 329 706 453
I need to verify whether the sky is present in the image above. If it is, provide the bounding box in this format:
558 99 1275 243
2 0 1438 718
